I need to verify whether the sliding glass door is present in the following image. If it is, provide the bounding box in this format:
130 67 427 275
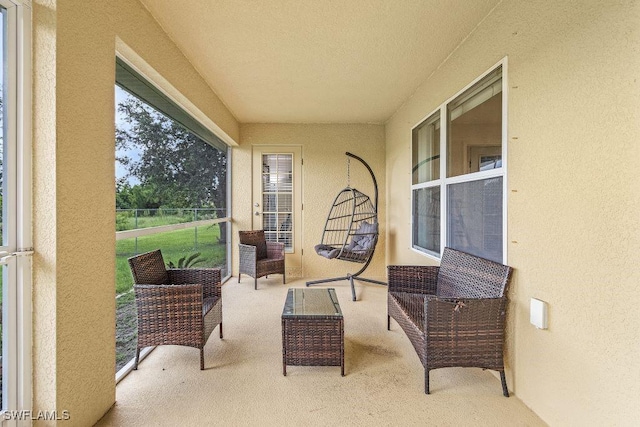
0 1 31 423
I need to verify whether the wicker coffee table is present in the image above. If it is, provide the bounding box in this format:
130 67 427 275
281 288 344 376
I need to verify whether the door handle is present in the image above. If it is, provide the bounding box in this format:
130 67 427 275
0 249 34 265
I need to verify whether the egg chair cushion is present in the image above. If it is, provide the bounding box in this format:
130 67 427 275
346 221 378 253
314 244 341 259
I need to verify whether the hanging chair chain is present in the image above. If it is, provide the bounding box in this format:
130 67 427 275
347 157 351 187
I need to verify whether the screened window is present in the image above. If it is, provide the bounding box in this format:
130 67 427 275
447 177 502 261
114 58 231 378
412 63 505 263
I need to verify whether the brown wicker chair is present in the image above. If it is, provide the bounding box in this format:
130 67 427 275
128 249 223 370
387 247 513 396
238 230 285 290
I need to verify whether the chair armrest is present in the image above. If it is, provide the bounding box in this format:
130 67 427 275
387 265 439 294
168 268 221 299
424 297 508 338
266 241 285 260
134 284 204 335
239 243 257 262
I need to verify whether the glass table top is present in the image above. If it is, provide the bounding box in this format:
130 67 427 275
282 288 342 317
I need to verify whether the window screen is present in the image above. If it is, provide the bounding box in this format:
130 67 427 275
447 177 503 262
115 58 227 152
413 187 440 254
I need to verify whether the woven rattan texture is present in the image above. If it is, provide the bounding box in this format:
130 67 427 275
238 231 285 290
282 318 344 367
239 230 268 259
128 249 223 370
437 248 511 298
281 288 344 375
388 265 438 294
128 249 169 285
282 320 344 376
387 247 513 396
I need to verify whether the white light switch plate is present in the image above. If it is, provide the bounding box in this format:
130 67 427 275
530 298 548 329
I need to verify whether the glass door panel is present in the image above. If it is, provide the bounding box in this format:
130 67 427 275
0 4 7 409
261 154 294 251
0 1 30 420
252 147 303 278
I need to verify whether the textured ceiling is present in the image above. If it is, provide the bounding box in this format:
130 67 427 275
140 0 501 124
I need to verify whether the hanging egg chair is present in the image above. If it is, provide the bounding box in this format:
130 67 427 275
306 152 386 301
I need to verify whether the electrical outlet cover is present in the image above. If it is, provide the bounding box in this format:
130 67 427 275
530 298 548 329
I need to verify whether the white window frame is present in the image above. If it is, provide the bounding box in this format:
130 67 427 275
0 0 31 425
411 58 508 264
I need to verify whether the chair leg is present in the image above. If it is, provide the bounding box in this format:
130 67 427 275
134 348 140 370
254 277 257 290
500 371 510 397
238 273 241 283
349 275 356 301
219 322 223 339
425 369 430 394
200 348 205 370
387 315 390 331
283 273 286 284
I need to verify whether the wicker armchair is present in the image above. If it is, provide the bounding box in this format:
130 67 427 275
128 249 223 370
387 247 513 396
238 230 285 290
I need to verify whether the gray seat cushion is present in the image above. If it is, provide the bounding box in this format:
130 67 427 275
315 244 341 259
346 221 377 252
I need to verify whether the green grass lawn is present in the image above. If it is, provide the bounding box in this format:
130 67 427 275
2 219 229 374
116 223 227 294
0 221 227 298
115 292 136 371
115 222 228 372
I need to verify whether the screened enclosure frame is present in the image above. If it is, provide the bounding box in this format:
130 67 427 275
114 54 233 382
115 56 233 282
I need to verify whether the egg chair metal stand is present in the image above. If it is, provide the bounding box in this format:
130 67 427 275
306 152 386 301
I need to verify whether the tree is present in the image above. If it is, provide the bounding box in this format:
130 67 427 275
116 94 228 241
115 181 163 211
